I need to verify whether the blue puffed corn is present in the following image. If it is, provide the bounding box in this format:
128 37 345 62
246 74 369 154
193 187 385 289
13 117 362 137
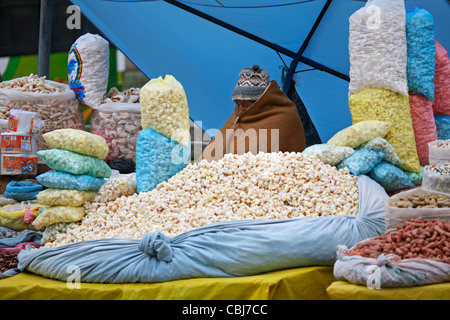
406 7 435 101
136 129 190 193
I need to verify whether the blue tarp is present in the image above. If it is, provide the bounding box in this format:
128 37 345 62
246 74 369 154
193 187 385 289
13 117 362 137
70 0 449 142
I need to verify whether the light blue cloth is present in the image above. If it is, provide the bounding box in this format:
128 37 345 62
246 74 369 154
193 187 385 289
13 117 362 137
16 175 387 283
3 181 43 201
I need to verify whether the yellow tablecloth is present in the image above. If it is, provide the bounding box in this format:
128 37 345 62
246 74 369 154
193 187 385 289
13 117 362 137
0 266 335 300
327 281 450 300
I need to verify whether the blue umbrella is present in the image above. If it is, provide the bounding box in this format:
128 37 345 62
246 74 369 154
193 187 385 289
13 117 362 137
70 0 450 142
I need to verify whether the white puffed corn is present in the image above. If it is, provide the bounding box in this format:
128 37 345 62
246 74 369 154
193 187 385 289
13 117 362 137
44 152 359 247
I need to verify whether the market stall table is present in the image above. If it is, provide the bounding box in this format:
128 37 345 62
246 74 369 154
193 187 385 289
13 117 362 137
326 280 450 300
0 266 334 300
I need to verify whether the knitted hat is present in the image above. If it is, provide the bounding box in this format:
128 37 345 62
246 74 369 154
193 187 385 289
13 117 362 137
232 65 270 102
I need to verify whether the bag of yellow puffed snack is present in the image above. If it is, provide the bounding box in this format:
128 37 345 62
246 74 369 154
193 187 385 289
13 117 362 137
139 75 190 146
327 120 390 149
32 206 85 227
36 188 98 207
349 88 421 173
43 128 109 160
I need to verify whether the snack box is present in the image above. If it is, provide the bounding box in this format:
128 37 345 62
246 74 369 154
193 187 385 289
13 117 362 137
1 133 37 153
1 153 38 175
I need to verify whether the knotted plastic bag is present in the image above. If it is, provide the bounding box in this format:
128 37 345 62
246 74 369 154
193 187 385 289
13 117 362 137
36 189 98 207
37 149 111 178
327 120 390 149
358 137 402 166
368 161 415 192
43 129 109 160
139 75 190 146
36 171 106 191
336 149 385 176
32 206 85 227
302 144 354 166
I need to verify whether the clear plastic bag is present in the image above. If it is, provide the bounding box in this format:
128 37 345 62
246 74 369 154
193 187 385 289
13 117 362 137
406 8 435 101
435 115 450 140
32 206 85 227
302 144 354 166
36 171 106 191
369 161 415 193
139 75 190 146
409 93 437 166
349 88 421 173
37 149 111 178
358 137 402 166
37 188 98 207
327 120 390 149
432 40 450 115
337 149 385 176
136 129 190 193
43 128 109 160
422 163 450 194
90 102 141 162
94 173 137 203
348 0 408 96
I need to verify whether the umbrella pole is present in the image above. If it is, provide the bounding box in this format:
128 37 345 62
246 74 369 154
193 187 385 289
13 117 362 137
38 0 53 78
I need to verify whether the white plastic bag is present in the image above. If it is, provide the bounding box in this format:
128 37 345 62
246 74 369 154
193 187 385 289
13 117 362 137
428 140 450 165
348 0 408 96
384 188 450 232
334 246 450 288
68 33 109 109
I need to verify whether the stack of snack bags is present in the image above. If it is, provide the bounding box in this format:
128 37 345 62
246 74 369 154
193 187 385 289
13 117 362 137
343 1 444 193
32 129 110 229
136 75 191 193
0 109 43 175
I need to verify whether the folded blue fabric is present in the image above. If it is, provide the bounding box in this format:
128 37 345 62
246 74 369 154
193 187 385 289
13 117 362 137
0 227 42 248
3 181 43 201
16 176 387 284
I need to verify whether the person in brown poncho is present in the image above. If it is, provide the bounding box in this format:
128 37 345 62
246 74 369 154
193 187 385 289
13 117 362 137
199 65 306 162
